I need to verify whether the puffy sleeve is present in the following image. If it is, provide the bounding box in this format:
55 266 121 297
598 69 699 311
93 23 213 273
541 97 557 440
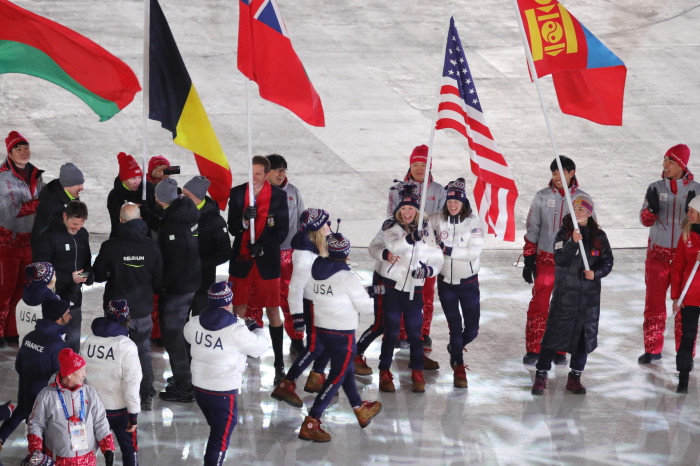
592 231 614 280
450 216 484 263
671 236 688 299
121 341 143 416
288 250 314 316
233 325 270 359
346 273 373 316
524 191 543 246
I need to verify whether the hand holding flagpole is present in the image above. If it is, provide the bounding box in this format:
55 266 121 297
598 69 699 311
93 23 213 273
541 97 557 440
665 259 700 336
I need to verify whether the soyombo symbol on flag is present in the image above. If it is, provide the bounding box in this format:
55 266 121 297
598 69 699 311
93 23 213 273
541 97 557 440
0 0 140 121
436 17 518 241
238 0 324 127
516 0 627 126
149 0 231 210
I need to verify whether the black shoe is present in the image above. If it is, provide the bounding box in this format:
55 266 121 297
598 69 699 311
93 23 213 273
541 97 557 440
0 338 6 348
553 353 568 365
141 397 153 411
152 338 163 347
289 339 305 359
522 352 539 365
677 371 689 393
159 388 194 403
422 335 432 348
638 353 662 364
166 376 174 385
274 366 286 386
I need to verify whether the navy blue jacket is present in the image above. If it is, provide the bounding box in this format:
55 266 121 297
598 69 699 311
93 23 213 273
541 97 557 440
158 196 201 294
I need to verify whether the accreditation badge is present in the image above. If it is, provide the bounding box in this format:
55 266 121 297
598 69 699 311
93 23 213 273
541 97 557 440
267 215 275 227
69 420 89 451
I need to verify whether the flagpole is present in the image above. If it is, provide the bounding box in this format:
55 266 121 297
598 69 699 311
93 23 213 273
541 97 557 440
141 0 150 202
511 0 589 270
408 5 453 300
246 79 256 243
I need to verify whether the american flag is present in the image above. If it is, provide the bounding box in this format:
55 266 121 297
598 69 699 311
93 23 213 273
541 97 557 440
435 17 518 241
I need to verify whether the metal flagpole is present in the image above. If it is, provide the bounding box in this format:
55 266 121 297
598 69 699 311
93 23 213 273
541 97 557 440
142 0 150 202
511 0 589 270
246 79 256 242
408 4 453 300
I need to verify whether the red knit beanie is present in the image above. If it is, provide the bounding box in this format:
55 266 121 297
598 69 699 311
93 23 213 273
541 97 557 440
665 144 690 171
147 155 170 183
410 145 429 165
5 131 28 153
117 152 143 181
58 348 86 377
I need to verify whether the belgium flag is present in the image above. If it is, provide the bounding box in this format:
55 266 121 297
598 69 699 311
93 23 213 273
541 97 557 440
148 0 231 209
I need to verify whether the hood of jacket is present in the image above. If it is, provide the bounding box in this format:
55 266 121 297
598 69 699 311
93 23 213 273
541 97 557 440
91 316 129 338
115 218 149 241
163 196 200 225
199 306 238 331
290 230 319 253
311 257 350 280
35 317 67 336
23 283 59 306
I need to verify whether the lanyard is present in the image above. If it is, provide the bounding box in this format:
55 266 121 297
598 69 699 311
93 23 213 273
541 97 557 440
56 386 84 422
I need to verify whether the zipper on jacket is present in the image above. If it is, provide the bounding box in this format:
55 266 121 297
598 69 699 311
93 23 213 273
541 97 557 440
72 236 78 271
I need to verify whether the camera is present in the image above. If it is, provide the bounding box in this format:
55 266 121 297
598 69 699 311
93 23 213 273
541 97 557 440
163 166 181 175
78 272 89 278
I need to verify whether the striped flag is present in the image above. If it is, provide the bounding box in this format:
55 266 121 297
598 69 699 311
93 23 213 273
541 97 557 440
435 17 518 241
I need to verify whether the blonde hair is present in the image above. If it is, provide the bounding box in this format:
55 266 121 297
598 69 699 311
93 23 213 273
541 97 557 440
682 215 693 242
309 229 328 257
394 208 421 232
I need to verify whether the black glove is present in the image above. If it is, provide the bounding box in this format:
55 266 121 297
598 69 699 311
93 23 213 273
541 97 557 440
243 205 257 220
406 227 427 245
366 285 385 298
437 240 453 256
245 317 260 331
686 190 696 213
249 242 262 257
411 261 433 279
522 254 537 284
646 186 660 215
104 450 115 466
292 314 305 333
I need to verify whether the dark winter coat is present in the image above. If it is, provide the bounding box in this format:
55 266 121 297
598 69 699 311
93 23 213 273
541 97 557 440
31 179 75 245
227 182 288 280
196 196 231 294
16 319 68 409
31 222 93 308
106 176 159 237
93 218 163 318
540 220 614 354
158 196 201 294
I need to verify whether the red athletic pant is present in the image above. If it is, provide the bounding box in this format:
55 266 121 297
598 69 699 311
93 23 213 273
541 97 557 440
0 245 31 338
525 261 555 353
398 276 435 340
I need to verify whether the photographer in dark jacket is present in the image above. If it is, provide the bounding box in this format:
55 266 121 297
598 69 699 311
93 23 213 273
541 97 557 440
31 162 84 246
182 176 230 316
155 178 201 403
31 201 93 352
106 152 159 237
93 202 163 410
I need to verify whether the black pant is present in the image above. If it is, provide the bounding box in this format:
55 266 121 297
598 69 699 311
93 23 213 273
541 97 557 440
677 305 700 372
159 292 195 392
536 328 588 372
129 315 155 399
106 408 138 466
65 305 82 353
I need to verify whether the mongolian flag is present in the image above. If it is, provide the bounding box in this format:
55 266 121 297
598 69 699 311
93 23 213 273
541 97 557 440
0 0 140 121
238 0 325 127
516 0 626 126
149 0 231 210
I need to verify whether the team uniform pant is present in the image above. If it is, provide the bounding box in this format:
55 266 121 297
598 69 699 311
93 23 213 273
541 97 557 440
643 253 687 354
194 387 238 466
525 259 556 353
308 329 362 419
159 292 195 391
129 315 155 399
65 304 82 353
676 305 700 372
536 329 588 372
357 272 384 356
0 244 31 338
379 286 424 371
438 276 480 366
0 400 31 443
285 299 330 381
106 408 138 466
398 276 435 340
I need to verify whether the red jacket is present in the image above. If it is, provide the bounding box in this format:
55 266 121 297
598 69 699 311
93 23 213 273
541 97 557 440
671 230 700 306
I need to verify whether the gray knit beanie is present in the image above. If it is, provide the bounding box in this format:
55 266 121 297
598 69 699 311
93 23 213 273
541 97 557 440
183 176 210 201
59 163 84 187
155 177 179 205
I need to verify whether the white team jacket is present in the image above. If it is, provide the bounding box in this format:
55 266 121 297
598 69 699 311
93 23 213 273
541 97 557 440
16 301 40 345
428 212 484 284
81 332 142 414
378 221 444 292
184 312 269 392
304 264 373 330
287 248 317 316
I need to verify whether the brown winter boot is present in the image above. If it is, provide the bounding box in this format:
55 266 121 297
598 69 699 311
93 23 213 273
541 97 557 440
411 370 426 393
354 401 383 428
298 416 331 442
354 354 373 375
565 371 586 394
452 364 468 388
531 370 547 395
379 369 395 392
423 354 440 371
304 372 326 393
271 378 303 408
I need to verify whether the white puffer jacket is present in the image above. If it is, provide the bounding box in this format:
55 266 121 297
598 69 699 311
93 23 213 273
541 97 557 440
287 249 316 315
429 212 484 284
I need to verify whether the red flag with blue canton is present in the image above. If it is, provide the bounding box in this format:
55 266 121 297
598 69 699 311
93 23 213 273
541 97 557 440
237 0 324 127
435 17 518 242
516 0 627 125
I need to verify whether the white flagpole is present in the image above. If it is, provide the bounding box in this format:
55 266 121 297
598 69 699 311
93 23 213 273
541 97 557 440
142 0 150 202
664 260 699 336
246 79 256 242
408 5 453 300
511 0 589 270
